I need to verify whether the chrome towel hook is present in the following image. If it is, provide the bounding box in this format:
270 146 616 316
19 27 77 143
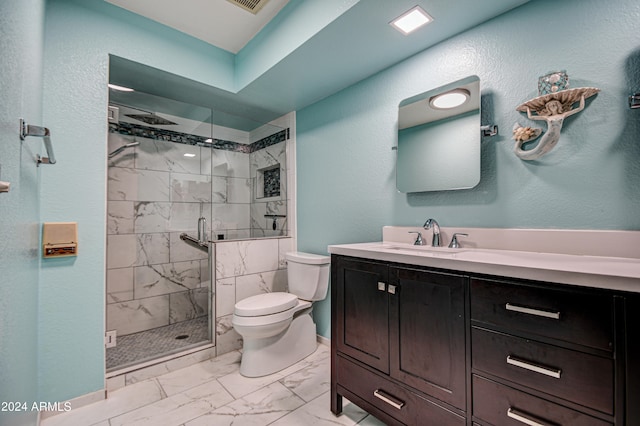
20 118 56 165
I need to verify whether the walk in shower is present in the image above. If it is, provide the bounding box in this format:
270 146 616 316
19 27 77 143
105 88 288 372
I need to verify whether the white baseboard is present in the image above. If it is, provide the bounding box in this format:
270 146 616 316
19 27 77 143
316 334 330 347
39 389 105 422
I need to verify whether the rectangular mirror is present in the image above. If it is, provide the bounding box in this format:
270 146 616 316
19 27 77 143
396 75 480 193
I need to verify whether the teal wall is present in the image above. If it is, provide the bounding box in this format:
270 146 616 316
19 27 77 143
37 0 240 403
0 0 45 424
297 0 640 338
235 0 359 89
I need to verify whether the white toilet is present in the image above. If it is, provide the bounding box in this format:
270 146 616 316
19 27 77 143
232 251 330 377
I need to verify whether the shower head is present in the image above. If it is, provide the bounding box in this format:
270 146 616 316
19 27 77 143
108 141 140 158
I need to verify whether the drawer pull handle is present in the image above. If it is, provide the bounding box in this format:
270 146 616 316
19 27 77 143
505 303 560 320
373 389 405 410
507 356 562 379
507 407 554 426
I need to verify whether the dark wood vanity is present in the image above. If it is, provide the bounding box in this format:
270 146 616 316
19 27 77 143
330 254 640 426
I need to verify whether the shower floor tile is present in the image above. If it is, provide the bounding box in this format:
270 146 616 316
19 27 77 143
106 317 210 371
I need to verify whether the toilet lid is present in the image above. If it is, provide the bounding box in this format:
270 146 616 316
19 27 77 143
234 292 298 317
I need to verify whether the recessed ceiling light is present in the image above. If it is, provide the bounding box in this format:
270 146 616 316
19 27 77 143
390 6 433 35
108 83 134 92
430 89 470 109
184 153 196 158
205 138 213 143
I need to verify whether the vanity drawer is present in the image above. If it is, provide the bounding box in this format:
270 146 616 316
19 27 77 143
473 375 612 426
337 355 465 426
472 327 613 414
470 278 613 351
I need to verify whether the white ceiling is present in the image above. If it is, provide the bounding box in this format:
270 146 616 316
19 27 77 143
105 0 289 53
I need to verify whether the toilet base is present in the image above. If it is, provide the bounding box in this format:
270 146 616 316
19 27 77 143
239 311 317 377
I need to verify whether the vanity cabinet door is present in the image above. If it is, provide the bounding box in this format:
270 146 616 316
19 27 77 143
334 256 390 374
389 266 467 410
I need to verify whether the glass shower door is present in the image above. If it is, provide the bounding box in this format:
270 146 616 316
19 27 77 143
105 89 214 372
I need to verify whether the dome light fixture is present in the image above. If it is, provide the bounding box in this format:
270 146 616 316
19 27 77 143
390 6 433 35
429 89 470 110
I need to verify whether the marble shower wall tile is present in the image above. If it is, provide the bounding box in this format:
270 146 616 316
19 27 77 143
210 203 251 231
215 239 279 279
235 270 288 302
211 176 227 203
107 201 134 235
170 173 212 203
107 234 136 269
134 260 201 299
108 167 170 202
216 314 242 355
169 202 201 232
278 238 293 269
135 137 201 174
169 288 209 323
216 277 235 318
106 296 169 336
135 233 170 266
107 267 134 303
227 177 251 203
134 202 171 234
202 149 250 178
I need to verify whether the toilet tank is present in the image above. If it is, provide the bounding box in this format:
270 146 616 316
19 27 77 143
285 252 330 301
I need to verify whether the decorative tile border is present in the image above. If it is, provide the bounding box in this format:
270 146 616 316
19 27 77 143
109 122 288 154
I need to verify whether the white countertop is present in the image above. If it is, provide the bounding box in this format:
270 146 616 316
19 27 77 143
328 241 640 293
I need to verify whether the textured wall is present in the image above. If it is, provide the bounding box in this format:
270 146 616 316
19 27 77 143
297 0 640 337
0 0 44 424
38 0 238 402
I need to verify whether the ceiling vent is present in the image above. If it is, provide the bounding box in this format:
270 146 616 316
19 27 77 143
227 0 270 14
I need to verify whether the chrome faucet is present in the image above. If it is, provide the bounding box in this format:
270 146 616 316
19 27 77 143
423 218 441 247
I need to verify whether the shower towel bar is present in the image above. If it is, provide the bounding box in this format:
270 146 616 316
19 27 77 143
20 119 56 165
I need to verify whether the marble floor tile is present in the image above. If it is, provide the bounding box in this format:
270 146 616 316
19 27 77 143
280 355 330 402
109 380 233 426
185 382 304 426
156 350 241 396
42 343 381 426
269 391 368 426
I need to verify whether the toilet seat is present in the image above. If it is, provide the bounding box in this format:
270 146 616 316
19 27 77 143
234 292 298 317
232 298 312 327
